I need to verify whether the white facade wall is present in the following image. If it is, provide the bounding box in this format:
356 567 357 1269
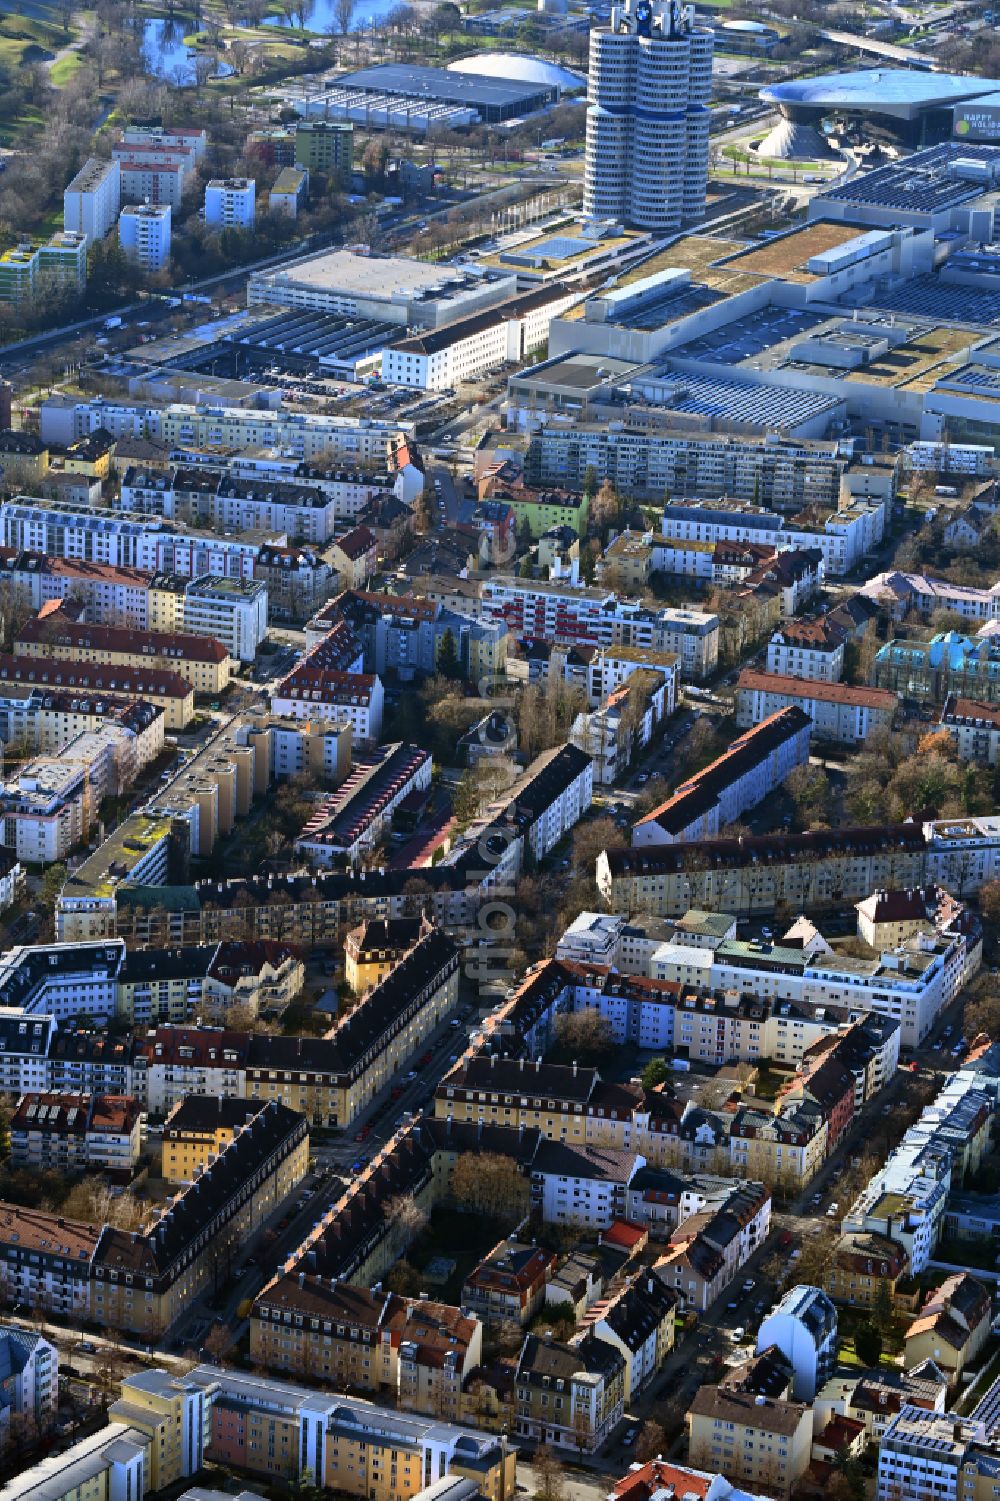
270 679 384 744
118 161 186 209
766 636 844 683
64 159 121 246
182 581 268 662
735 683 895 746
119 204 172 271
205 179 256 228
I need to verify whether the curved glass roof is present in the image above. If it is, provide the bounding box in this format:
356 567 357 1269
762 68 1000 115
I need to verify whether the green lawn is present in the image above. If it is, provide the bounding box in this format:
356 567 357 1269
50 51 83 85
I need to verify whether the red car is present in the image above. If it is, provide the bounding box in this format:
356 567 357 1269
419 1052 433 1067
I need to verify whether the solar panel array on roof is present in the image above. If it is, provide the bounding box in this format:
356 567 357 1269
855 275 1000 328
819 142 1000 210
640 368 843 428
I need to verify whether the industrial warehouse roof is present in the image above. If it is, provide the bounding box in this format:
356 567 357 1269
333 62 557 110
761 70 1000 121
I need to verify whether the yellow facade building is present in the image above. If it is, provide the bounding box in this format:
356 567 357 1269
16 612 232 696
162 1096 266 1184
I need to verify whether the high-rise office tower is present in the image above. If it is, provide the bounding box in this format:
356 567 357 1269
584 0 714 231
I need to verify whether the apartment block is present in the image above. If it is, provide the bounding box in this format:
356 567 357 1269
64 158 121 246
177 575 267 662
294 743 431 866
0 1328 57 1453
736 670 898 746
205 178 255 228
294 119 354 177
39 396 413 469
687 1384 812 1498
0 723 140 863
161 1097 264 1184
511 1333 624 1453
661 495 887 578
766 620 845 682
119 204 172 271
874 631 1000 705
632 708 811 846
479 574 720 679
186 1363 516 1501
16 608 232 695
10 1092 141 1176
524 422 846 507
462 1241 555 1328
93 1099 307 1334
938 693 1000 763
0 1205 100 1317
876 1406 996 1501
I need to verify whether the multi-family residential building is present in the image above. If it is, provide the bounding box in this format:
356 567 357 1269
0 722 147 863
687 1381 812 1498
0 500 264 580
310 589 508 685
344 917 423 995
755 1285 838 1402
161 1097 263 1183
64 158 120 246
814 1366 948 1449
876 1405 997 1501
269 166 308 217
903 1272 991 1384
511 1333 625 1453
271 664 384 743
586 1274 677 1403
824 1231 909 1310
204 178 255 228
40 397 414 469
611 1459 780 1501
0 1205 100 1317
187 1363 516 1501
571 665 674 784
861 570 1000 623
597 817 994 921
735 671 898 745
92 1099 307 1334
478 575 720 679
294 743 431 866
254 543 334 621
177 576 267 662
874 631 1000 705
632 708 812 846
0 549 157 630
462 1241 556 1328
0 1328 57 1452
118 204 172 271
16 608 232 696
766 621 845 682
530 1142 642 1229
660 495 887 577
938 694 1000 763
249 1280 480 1418
9 1093 141 1176
294 119 354 176
523 423 847 508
